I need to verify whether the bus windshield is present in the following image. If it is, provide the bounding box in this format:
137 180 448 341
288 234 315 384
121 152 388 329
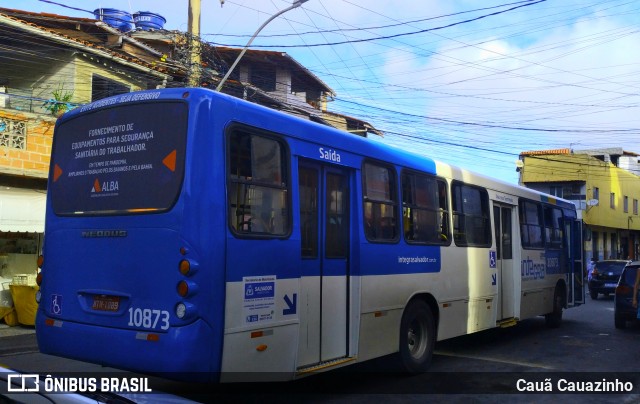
50 101 188 215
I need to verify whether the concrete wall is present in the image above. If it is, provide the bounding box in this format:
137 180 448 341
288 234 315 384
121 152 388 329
0 110 55 178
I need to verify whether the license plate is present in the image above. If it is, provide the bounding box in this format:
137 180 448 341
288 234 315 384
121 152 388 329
604 283 617 288
92 295 120 312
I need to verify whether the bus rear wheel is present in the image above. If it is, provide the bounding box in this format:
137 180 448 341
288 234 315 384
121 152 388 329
545 286 564 328
399 299 435 373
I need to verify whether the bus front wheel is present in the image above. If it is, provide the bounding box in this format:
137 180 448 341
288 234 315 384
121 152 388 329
399 299 435 373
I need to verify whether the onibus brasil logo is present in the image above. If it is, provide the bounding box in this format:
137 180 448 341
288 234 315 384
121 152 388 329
7 374 152 393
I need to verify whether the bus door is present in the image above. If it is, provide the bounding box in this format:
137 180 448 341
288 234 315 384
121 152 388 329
567 219 584 306
298 161 351 367
493 203 516 320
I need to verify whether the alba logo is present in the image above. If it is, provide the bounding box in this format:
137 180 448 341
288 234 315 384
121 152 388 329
92 178 102 193
91 178 119 193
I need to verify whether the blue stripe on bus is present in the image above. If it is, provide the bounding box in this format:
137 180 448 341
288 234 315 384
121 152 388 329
225 243 442 282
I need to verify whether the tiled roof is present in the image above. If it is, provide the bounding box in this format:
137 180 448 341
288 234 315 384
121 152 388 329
0 8 170 75
520 148 571 156
0 7 97 23
214 46 334 94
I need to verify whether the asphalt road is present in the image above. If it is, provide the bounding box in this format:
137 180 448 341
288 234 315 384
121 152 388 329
1 296 639 403
0 333 37 357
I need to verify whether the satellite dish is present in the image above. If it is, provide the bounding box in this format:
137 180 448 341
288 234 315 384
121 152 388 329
587 199 599 206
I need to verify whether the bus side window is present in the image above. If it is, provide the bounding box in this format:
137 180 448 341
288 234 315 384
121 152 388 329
543 205 563 249
519 200 544 249
363 162 398 243
452 181 491 247
401 170 450 245
227 129 289 237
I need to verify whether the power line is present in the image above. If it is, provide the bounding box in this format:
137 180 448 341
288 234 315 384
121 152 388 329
36 0 94 15
208 0 548 48
333 98 640 133
211 0 542 39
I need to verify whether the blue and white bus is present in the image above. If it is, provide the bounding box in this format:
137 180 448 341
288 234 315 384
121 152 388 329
36 88 583 381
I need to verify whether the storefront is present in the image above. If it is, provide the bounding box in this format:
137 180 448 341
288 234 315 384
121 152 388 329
0 187 46 282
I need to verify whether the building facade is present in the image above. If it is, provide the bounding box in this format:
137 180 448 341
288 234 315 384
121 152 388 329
0 8 173 280
519 148 640 261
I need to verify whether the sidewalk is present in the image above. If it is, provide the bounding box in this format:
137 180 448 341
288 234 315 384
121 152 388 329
0 323 38 356
0 322 35 338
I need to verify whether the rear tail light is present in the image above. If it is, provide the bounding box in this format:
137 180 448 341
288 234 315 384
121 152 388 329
176 302 187 318
176 247 199 320
616 284 632 295
36 255 44 286
179 259 199 276
177 280 198 297
179 260 191 276
175 302 196 320
177 281 189 297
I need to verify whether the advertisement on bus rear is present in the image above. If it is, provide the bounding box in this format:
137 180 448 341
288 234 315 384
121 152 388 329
50 102 188 215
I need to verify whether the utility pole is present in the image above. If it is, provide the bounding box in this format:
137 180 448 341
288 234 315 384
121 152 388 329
188 0 201 87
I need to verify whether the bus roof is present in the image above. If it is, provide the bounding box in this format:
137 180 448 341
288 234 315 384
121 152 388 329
61 88 576 211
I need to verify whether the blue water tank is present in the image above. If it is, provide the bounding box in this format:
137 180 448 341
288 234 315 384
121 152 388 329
93 8 134 32
133 11 167 31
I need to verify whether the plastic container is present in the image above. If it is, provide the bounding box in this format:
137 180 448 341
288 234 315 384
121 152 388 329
9 284 38 326
12 274 36 286
94 8 134 32
133 11 166 31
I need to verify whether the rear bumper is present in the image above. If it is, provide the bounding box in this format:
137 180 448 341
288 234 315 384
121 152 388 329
36 312 219 381
589 280 618 294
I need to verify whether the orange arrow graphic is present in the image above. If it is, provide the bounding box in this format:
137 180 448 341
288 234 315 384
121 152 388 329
163 150 177 172
53 164 63 182
93 178 101 193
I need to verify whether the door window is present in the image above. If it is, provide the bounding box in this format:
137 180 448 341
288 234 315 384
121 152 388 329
326 173 348 258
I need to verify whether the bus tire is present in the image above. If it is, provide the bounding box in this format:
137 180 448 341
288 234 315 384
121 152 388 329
399 299 435 373
545 286 564 328
614 314 627 329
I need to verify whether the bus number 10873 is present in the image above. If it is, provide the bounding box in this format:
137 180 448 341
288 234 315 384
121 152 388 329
127 307 170 330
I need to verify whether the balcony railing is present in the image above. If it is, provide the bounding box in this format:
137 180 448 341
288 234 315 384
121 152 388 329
0 91 80 116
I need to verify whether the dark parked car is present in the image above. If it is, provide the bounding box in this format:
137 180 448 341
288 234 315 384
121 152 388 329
614 261 640 329
589 259 628 299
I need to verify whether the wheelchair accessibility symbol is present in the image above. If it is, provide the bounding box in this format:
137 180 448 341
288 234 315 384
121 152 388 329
489 251 497 269
51 294 62 315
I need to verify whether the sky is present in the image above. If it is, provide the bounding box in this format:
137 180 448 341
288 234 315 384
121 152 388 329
5 0 640 184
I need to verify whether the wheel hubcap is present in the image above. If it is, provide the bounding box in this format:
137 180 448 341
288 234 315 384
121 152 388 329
408 318 427 358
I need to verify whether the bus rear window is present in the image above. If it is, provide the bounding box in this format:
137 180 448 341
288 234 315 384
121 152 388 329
50 102 188 215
